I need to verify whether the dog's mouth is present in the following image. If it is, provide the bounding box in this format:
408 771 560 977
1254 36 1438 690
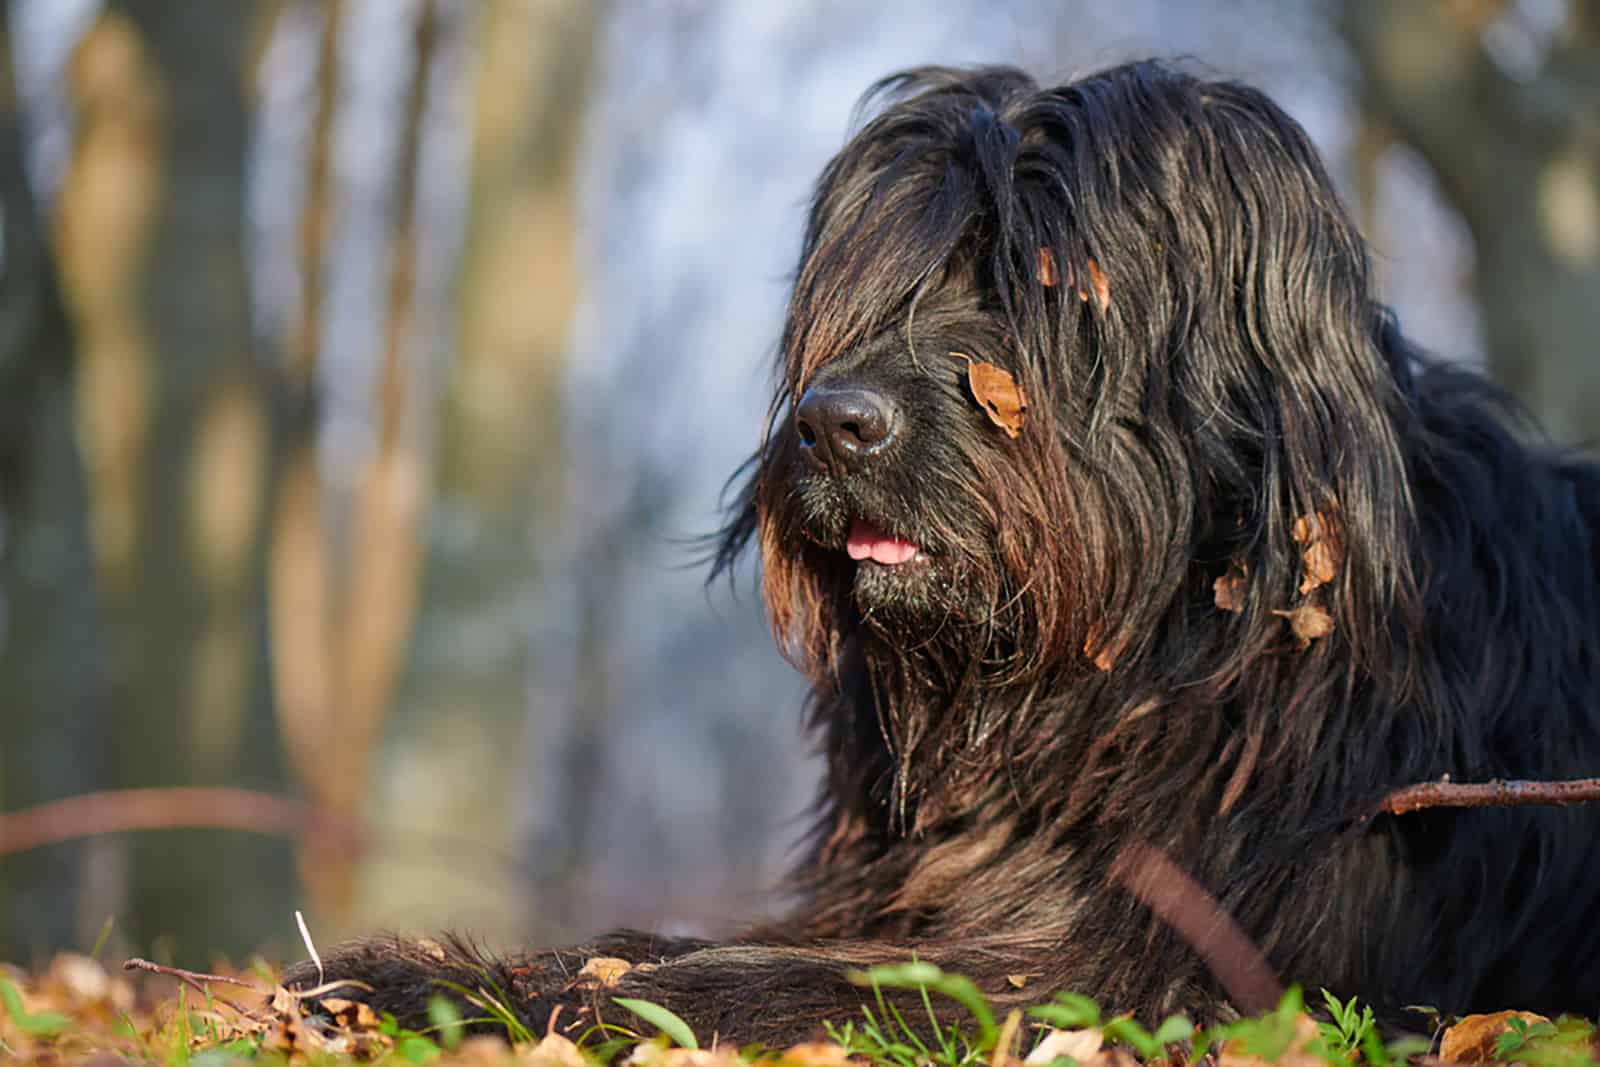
837 514 957 627
787 473 965 621
788 482 988 627
845 518 926 566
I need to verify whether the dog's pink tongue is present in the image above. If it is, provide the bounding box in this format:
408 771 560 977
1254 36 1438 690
846 519 920 565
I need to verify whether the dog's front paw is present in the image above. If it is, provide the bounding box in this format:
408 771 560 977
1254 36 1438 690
282 935 553 1036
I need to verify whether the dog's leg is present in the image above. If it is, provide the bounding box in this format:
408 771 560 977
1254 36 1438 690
283 931 707 1036
284 934 1057 1049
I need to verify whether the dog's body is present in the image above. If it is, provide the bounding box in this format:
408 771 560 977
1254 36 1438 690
292 62 1600 1043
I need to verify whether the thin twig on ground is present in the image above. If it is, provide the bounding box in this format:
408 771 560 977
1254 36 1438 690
123 958 270 1021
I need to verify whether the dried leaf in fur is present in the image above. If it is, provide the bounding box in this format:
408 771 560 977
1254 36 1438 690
1214 558 1249 613
1083 258 1111 312
1292 511 1342 594
578 956 632 987
1274 601 1334 649
1057 256 1111 312
950 353 1028 438
1082 626 1120 671
1037 247 1059 287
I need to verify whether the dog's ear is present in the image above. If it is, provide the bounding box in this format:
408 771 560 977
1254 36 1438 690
1176 83 1419 670
1026 68 1421 674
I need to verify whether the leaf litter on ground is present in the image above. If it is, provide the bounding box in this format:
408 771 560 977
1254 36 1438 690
4 952 1600 1067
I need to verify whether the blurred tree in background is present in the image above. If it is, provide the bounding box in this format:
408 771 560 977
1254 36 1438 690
1343 0 1599 444
0 0 108 961
76 0 293 963
0 0 1593 969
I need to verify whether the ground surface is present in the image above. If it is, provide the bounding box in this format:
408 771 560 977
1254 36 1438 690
1 953 1594 1067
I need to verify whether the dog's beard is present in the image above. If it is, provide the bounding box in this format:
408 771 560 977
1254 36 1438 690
786 456 999 639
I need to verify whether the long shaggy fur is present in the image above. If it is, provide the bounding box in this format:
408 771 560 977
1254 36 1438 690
290 61 1600 1043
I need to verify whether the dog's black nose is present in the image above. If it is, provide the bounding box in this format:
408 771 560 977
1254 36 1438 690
795 384 900 473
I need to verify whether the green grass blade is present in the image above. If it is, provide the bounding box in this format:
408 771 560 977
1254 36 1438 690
614 997 699 1049
427 994 465 1050
0 976 72 1037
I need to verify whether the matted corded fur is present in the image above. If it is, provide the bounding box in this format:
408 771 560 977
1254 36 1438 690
290 61 1600 1044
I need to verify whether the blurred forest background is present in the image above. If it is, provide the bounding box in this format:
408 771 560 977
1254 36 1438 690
0 0 1595 969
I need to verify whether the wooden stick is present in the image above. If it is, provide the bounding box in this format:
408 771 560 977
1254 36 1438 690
1110 839 1285 1016
1379 777 1600 816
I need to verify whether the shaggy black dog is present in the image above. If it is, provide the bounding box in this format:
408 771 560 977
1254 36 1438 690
290 61 1600 1043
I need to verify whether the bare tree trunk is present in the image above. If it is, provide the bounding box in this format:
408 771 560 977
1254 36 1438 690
1342 0 1600 445
265 0 347 924
0 0 110 962
58 1 293 963
359 0 600 942
285 0 442 931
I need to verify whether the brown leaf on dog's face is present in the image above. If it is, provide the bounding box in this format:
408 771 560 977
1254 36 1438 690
952 352 1028 438
1037 247 1059 287
1214 558 1249 614
1292 511 1343 594
1274 601 1333 649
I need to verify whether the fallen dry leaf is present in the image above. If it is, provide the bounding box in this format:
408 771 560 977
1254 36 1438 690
1214 558 1249 614
1274 601 1334 649
455 1034 515 1062
1440 1011 1551 1064
1292 511 1343 595
1005 973 1030 989
1025 1028 1103 1066
991 1010 1024 1067
268 984 298 1016
952 352 1028 438
1217 1013 1325 1067
260 979 398 1060
775 1042 861 1066
578 956 632 988
526 1032 590 1067
318 995 381 1031
626 1045 745 1067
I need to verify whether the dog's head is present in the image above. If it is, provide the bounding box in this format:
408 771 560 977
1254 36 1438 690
719 61 1419 696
